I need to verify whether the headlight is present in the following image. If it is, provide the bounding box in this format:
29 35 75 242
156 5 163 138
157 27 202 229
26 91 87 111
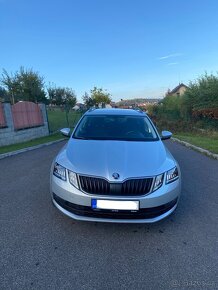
53 163 66 181
68 170 79 189
152 173 164 192
166 167 179 184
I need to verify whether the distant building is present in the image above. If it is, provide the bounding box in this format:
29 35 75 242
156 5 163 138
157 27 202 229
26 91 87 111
116 98 161 109
73 103 85 110
166 83 189 97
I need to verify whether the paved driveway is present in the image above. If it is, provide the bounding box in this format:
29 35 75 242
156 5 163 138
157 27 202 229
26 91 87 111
0 141 218 290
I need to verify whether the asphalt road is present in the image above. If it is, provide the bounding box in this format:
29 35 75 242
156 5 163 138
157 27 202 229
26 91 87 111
0 140 218 290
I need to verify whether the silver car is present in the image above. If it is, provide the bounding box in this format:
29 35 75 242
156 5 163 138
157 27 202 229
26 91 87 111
50 108 181 223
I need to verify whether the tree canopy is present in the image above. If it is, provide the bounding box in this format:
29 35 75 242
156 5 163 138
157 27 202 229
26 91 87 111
91 87 112 105
1 67 47 103
47 85 77 108
82 87 112 108
0 86 9 102
182 73 218 118
82 92 95 108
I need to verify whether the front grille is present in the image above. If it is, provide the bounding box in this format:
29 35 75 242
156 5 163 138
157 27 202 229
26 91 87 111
79 176 110 195
122 178 153 195
79 175 153 196
53 193 178 220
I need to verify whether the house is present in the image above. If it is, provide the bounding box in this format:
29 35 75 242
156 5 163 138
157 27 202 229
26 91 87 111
166 83 189 97
73 103 85 111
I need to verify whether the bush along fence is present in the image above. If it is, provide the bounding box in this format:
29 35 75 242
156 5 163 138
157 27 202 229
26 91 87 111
0 101 49 147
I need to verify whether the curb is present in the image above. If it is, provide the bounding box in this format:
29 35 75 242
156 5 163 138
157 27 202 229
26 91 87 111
172 137 218 160
0 138 66 160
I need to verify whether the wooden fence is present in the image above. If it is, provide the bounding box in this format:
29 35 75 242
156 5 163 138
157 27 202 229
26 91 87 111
12 101 44 130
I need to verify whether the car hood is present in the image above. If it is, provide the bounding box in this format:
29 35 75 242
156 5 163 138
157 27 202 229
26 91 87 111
57 139 176 181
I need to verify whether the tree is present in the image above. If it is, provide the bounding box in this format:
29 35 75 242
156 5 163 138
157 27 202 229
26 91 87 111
82 92 95 108
1 67 47 104
0 69 19 104
0 86 9 102
47 85 77 107
47 84 77 126
62 87 77 107
82 87 112 108
90 87 112 106
47 85 66 106
182 73 218 120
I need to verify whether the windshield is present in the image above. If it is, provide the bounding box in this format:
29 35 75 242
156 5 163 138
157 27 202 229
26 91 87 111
73 115 159 141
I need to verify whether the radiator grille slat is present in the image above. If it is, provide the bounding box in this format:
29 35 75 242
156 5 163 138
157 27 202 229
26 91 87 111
79 175 153 196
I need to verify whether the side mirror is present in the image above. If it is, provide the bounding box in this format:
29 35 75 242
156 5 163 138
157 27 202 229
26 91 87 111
161 130 172 140
60 128 71 137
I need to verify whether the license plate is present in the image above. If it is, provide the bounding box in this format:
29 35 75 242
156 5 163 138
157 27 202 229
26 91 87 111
91 199 139 211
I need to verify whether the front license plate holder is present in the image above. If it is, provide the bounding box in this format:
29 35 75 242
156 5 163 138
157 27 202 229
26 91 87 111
91 199 139 211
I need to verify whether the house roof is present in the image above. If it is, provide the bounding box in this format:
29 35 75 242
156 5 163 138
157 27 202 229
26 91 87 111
169 83 189 94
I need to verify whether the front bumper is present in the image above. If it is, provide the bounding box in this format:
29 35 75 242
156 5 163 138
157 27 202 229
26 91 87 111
51 173 181 223
53 193 178 223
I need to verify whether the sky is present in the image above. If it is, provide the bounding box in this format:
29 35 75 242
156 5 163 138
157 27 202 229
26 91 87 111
1 0 218 102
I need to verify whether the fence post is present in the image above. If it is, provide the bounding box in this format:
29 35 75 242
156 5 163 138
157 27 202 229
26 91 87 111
45 105 50 134
38 103 49 135
4 103 14 131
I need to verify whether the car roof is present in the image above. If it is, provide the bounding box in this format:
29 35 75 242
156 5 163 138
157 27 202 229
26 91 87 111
85 108 147 116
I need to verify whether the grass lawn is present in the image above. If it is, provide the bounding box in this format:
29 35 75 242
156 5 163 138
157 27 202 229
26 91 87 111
174 132 218 154
0 133 65 154
47 109 83 133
